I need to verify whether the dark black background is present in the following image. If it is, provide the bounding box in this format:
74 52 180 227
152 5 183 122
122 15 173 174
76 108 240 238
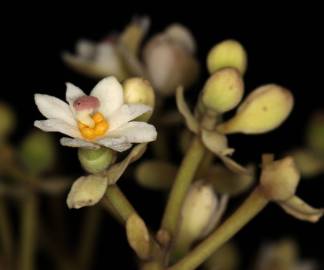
2 3 324 269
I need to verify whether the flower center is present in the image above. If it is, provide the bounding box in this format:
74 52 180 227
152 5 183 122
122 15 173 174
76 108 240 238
78 112 109 140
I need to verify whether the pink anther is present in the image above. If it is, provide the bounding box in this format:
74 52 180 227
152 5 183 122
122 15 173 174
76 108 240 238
73 96 100 111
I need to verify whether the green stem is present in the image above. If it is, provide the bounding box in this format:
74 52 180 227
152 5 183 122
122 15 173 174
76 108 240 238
101 197 124 224
161 137 206 239
0 197 14 264
168 188 269 270
78 206 102 270
19 193 38 270
104 185 136 223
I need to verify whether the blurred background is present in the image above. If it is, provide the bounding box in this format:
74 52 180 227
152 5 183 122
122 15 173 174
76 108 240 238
2 3 324 269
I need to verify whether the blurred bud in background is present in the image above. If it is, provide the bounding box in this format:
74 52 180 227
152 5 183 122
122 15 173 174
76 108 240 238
217 84 294 134
20 131 56 175
123 77 155 121
289 149 324 178
62 17 150 80
143 24 199 96
306 111 324 157
204 242 240 270
78 147 116 174
254 239 317 270
0 102 15 143
207 39 247 75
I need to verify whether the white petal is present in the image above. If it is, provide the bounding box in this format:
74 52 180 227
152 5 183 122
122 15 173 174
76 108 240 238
108 104 152 131
65 82 85 105
35 94 76 126
60 137 99 149
90 76 123 116
109 122 157 143
96 137 132 152
34 119 81 138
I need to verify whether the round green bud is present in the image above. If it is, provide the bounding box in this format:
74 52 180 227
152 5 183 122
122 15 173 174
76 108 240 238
78 147 115 174
0 102 15 141
123 77 155 122
260 157 300 201
207 39 247 74
20 131 56 174
202 68 244 113
306 111 324 156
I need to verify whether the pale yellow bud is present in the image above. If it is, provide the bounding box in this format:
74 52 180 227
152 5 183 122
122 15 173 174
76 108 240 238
260 157 300 201
123 77 155 121
126 214 151 260
66 175 108 209
176 181 218 252
202 68 244 113
217 84 294 134
207 40 247 74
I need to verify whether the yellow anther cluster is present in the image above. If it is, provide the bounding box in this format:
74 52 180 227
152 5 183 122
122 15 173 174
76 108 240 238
78 112 109 140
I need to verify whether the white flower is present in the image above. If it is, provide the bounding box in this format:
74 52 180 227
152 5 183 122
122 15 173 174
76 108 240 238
34 76 157 152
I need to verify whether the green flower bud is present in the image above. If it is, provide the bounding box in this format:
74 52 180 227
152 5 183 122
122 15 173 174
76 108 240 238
217 84 294 134
20 131 56 174
260 157 300 201
207 39 247 75
78 148 115 174
202 68 244 113
0 102 15 141
175 181 218 254
123 77 155 121
306 111 324 156
67 175 108 209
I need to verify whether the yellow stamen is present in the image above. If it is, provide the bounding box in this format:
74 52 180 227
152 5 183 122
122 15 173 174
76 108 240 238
78 112 109 140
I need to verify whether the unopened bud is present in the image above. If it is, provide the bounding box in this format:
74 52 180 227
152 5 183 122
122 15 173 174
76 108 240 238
126 214 151 260
67 175 108 209
176 181 218 253
207 39 247 75
20 131 56 174
217 84 293 134
260 156 300 201
78 147 115 174
202 68 244 113
123 78 155 121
